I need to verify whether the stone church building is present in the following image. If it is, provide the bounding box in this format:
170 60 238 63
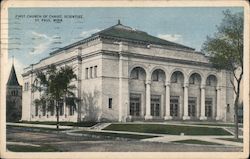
21 21 235 122
6 63 22 122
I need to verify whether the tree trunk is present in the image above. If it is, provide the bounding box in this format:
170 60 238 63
56 101 59 131
234 78 241 139
234 94 239 139
77 100 81 122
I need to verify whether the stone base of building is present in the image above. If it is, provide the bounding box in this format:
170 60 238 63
199 116 207 120
182 116 190 120
144 115 153 120
215 116 221 120
164 116 172 120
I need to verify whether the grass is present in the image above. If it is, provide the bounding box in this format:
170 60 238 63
17 121 97 127
217 138 243 143
173 139 222 145
7 145 60 152
188 123 243 128
104 124 232 135
75 130 158 139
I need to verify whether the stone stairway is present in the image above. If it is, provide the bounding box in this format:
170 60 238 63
89 123 111 130
224 127 243 136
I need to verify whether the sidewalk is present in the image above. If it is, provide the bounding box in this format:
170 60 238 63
141 135 243 147
7 122 243 147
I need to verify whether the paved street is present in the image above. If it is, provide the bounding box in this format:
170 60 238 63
7 126 243 152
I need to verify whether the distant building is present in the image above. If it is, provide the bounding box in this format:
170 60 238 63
6 63 22 122
21 21 235 122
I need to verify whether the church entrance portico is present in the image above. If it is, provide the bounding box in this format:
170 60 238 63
127 63 223 122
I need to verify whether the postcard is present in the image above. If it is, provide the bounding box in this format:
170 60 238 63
0 0 249 159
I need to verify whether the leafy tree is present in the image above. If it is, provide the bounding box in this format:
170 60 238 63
32 65 77 129
202 10 243 139
81 90 101 122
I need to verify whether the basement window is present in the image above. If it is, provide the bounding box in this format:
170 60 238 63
227 104 230 113
108 98 112 109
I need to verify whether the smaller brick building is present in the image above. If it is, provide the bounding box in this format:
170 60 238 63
6 63 22 122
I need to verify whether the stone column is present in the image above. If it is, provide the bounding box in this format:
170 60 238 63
77 51 82 121
118 53 123 122
182 83 190 120
164 82 172 120
118 42 129 122
145 80 152 120
30 65 34 120
216 86 221 120
199 85 207 120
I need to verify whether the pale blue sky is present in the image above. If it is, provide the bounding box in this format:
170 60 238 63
7 7 243 84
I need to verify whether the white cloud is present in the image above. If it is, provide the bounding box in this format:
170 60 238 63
157 34 183 43
31 31 51 39
7 57 25 86
80 29 100 38
28 31 55 55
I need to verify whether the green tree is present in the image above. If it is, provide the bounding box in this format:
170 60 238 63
202 10 243 139
32 65 77 130
81 90 101 122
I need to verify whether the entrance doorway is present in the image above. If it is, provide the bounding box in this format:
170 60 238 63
130 94 141 116
170 96 179 119
205 98 213 118
151 95 161 117
188 97 196 118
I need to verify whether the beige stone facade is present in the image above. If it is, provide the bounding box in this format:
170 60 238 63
21 23 235 122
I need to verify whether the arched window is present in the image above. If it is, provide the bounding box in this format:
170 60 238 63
130 67 146 80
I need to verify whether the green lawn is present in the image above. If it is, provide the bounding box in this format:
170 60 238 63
188 123 243 128
173 139 222 145
17 121 97 127
7 145 60 152
104 124 232 135
75 130 159 139
217 138 243 143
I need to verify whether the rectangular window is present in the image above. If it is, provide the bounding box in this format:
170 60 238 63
205 98 213 117
94 66 97 78
151 95 161 116
42 103 46 116
188 97 196 117
130 94 140 116
69 105 74 115
227 104 230 113
108 98 112 109
170 96 179 117
35 105 38 116
85 68 89 79
90 67 93 78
